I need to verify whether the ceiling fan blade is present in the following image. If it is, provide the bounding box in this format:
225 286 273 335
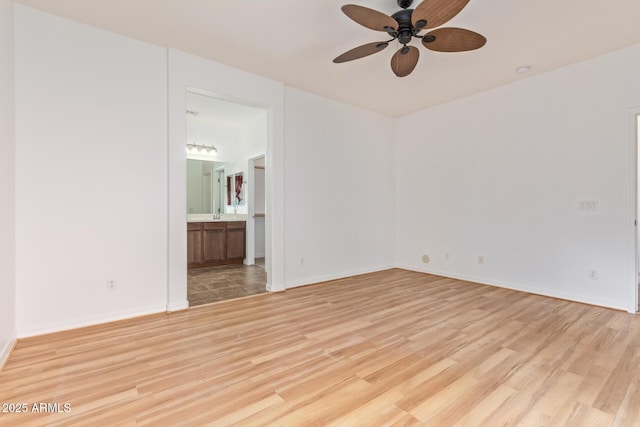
412 0 470 29
422 28 486 52
341 5 398 32
391 46 419 77
333 41 389 63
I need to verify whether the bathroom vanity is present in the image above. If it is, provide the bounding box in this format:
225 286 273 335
187 218 246 269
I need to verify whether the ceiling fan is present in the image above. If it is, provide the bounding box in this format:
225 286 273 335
333 0 486 77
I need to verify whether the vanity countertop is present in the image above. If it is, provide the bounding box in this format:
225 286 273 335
187 214 248 223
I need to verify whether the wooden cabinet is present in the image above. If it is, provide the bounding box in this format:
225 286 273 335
203 222 226 264
187 221 246 269
187 223 203 266
226 222 246 262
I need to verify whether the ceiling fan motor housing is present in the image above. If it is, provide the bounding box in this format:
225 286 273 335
392 9 415 44
397 0 414 8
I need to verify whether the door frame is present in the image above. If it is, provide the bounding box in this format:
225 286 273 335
166 49 285 311
245 155 265 267
633 108 640 313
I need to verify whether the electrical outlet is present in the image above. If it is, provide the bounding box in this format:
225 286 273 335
477 256 484 264
588 269 598 280
445 252 450 260
300 257 304 266
107 280 116 291
421 254 430 263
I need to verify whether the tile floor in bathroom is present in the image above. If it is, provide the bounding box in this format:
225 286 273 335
187 258 267 307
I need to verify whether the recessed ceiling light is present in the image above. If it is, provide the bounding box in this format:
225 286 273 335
516 66 532 74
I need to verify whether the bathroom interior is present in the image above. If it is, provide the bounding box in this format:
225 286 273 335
185 91 267 306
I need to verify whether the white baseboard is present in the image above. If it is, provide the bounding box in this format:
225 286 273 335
15 265 629 340
395 264 630 312
285 265 395 290
266 283 284 292
166 301 189 312
17 304 168 338
0 331 17 372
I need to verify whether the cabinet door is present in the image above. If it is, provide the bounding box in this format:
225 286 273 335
226 222 246 261
187 223 203 267
203 223 226 263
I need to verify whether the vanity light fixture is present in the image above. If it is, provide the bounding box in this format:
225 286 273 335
186 143 217 155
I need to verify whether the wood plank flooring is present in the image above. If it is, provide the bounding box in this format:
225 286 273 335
1 269 639 426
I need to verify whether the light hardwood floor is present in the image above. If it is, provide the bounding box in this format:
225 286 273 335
1 269 639 426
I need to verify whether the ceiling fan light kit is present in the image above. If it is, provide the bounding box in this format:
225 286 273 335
334 0 486 77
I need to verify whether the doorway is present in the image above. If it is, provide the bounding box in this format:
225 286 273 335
246 155 266 267
185 91 268 306
167 51 285 312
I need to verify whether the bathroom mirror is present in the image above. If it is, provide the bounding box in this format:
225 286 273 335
187 159 227 214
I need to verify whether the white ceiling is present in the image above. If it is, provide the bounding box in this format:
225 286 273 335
15 0 640 116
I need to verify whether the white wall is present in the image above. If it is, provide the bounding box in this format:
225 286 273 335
236 114 269 216
254 167 266 214
284 87 395 288
255 219 266 258
14 6 168 336
255 168 266 258
395 44 640 312
0 0 16 365
230 113 268 215
240 114 269 163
